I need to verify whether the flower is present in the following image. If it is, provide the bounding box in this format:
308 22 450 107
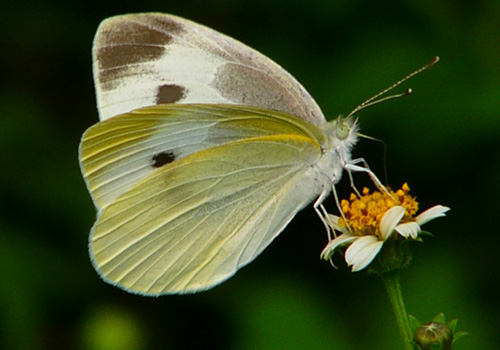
321 183 449 272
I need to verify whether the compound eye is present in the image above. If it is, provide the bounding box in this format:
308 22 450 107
336 120 350 140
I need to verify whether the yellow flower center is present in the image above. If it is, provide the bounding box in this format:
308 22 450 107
339 183 419 238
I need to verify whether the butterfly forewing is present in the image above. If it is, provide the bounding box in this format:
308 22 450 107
81 106 327 295
93 13 325 124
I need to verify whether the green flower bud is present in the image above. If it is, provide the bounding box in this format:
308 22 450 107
414 322 453 350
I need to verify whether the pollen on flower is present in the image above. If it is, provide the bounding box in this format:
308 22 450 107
321 183 449 272
338 183 419 238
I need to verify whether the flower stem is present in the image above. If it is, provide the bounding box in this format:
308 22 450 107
381 270 414 350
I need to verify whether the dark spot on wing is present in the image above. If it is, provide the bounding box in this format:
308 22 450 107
152 151 177 168
156 84 186 104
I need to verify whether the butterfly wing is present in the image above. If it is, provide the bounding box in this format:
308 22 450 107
80 104 325 210
93 13 325 124
80 105 329 295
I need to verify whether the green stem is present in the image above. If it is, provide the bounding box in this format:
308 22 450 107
381 270 413 350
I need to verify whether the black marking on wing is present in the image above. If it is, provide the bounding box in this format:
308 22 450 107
152 151 177 168
156 84 186 104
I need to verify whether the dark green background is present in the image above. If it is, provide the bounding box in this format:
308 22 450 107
1 0 498 349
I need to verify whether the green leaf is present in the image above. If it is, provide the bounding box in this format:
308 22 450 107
432 313 446 323
409 315 422 331
452 331 468 345
448 319 458 332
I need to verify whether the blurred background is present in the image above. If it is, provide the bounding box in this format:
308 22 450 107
1 0 499 349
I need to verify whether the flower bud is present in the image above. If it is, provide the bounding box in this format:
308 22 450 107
414 321 453 350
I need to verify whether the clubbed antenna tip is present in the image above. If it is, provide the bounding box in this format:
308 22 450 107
346 56 440 119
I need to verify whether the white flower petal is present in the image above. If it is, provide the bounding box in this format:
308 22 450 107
325 214 348 232
395 222 421 239
380 206 405 240
320 233 357 260
345 236 384 271
415 205 450 226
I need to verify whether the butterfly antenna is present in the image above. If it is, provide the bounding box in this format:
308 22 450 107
346 56 439 119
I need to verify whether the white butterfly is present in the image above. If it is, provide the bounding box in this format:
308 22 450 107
80 13 435 296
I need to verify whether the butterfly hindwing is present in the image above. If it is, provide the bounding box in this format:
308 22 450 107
80 104 325 210
80 104 328 295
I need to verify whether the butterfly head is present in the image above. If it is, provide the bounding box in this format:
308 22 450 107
330 115 359 148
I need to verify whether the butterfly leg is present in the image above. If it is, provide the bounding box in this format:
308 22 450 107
329 183 352 234
346 167 362 198
313 184 355 240
345 158 392 197
313 189 335 240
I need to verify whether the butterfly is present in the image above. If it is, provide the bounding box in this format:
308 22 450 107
79 13 437 296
